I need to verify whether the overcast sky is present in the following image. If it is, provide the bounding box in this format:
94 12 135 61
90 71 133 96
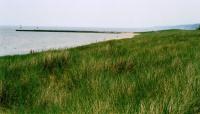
0 0 200 28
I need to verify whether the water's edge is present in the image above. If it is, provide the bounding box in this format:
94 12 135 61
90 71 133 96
0 26 135 57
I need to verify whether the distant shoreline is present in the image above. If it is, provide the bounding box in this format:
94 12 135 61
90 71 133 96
16 29 122 33
1 29 135 56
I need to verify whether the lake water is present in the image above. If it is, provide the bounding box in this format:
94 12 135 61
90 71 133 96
0 26 132 56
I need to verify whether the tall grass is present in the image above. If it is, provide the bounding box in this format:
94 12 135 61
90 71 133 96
0 30 200 113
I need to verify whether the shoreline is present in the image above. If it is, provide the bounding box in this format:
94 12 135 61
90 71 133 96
0 32 137 57
16 29 123 34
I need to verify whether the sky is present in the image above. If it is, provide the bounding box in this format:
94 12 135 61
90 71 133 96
0 0 200 28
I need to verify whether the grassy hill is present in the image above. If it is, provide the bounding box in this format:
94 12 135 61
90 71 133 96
0 30 200 114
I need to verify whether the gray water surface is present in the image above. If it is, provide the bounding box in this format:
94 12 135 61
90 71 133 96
0 26 131 56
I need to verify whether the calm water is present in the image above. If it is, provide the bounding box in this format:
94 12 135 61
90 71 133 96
0 26 131 56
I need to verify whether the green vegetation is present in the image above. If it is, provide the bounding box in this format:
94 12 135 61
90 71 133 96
197 25 200 30
0 30 200 114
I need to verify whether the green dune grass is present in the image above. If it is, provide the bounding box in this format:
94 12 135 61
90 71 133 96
0 30 200 114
